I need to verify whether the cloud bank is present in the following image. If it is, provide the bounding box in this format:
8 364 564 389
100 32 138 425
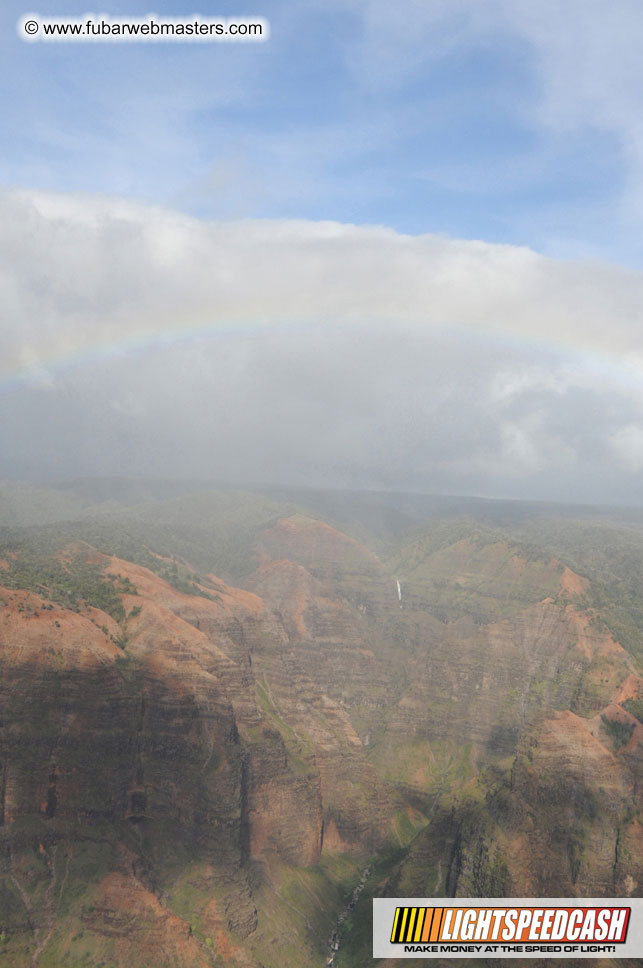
2 189 643 503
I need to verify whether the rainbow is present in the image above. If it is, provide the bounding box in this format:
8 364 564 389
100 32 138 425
2 312 640 397
0 316 305 395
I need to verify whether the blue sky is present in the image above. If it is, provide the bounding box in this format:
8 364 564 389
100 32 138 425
4 0 643 501
3 0 643 264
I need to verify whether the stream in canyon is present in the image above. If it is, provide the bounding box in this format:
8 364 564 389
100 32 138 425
326 865 372 966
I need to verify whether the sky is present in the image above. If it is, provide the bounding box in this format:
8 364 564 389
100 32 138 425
2 0 643 503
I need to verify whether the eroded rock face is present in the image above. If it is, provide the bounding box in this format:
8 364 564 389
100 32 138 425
0 517 641 968
376 553 643 922
0 527 395 966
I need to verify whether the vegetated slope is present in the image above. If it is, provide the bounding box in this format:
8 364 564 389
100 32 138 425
0 485 641 968
335 518 643 968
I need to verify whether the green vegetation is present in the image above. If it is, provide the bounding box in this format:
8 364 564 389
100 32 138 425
621 696 643 722
254 676 315 771
61 488 294 581
0 538 135 621
331 844 406 968
601 713 635 750
506 516 643 661
387 522 563 624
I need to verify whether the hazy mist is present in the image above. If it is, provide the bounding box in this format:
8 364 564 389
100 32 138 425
1 190 642 504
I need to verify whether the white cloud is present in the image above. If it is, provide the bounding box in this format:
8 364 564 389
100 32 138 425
611 424 643 472
500 0 643 217
4 188 643 377
2 188 643 500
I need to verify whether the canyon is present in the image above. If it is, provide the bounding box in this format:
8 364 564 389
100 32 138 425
0 482 640 967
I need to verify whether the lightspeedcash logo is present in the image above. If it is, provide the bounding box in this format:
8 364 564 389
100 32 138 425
373 898 642 959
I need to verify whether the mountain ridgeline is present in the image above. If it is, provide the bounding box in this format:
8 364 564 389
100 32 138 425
0 480 641 968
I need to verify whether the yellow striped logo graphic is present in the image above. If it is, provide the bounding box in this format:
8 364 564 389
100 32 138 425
390 907 446 943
